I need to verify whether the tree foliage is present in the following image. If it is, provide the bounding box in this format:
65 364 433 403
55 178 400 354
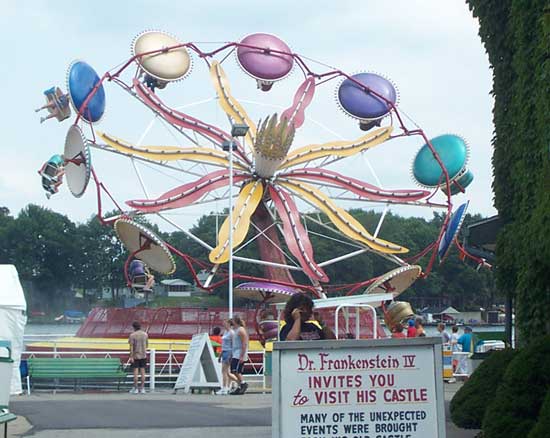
466 0 550 339
0 204 498 312
528 387 550 438
0 205 80 311
481 336 550 437
450 348 518 429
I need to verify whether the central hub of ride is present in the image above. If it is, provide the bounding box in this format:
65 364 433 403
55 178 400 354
253 113 295 178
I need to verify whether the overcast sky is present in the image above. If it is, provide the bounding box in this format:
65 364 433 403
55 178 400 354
1 0 497 233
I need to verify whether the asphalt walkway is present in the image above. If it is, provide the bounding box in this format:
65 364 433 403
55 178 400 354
8 383 480 437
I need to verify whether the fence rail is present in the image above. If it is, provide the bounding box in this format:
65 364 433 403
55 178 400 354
22 335 267 392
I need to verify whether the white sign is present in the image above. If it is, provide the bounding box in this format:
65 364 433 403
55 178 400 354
174 332 221 393
273 338 445 438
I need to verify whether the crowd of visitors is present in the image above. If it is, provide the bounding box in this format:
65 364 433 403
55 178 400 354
389 318 475 353
210 317 249 395
127 296 482 397
392 317 427 339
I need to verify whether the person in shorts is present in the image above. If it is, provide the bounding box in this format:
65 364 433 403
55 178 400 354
216 319 234 395
128 321 148 394
230 316 249 395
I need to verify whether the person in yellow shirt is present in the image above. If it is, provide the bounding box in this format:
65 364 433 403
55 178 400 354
280 294 325 341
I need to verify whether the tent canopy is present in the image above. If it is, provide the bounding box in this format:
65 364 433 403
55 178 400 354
0 265 27 311
0 264 27 395
439 306 460 315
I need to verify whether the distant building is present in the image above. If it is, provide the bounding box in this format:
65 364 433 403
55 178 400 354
161 279 196 297
101 286 132 300
420 306 461 324
459 310 483 325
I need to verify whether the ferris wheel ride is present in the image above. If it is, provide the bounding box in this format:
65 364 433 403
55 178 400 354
35 30 485 331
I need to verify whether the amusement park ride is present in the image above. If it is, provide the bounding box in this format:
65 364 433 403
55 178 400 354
35 31 489 342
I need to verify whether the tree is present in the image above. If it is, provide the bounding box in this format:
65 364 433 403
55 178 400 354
77 215 127 300
1 202 501 312
0 207 14 263
1 205 80 312
467 0 550 339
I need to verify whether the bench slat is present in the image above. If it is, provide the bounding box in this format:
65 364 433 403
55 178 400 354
0 413 17 423
28 358 127 380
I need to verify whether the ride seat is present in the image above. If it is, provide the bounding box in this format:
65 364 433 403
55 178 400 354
131 274 147 289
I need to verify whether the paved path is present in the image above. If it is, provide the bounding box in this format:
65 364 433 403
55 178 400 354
8 383 480 437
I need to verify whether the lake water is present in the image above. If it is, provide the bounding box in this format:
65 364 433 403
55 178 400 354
25 324 81 336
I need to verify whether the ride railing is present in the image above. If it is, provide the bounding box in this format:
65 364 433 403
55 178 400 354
22 335 266 392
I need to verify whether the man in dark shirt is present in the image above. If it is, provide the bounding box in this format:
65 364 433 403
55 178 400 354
279 294 325 341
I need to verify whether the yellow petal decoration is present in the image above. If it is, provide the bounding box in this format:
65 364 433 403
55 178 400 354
98 132 246 170
279 180 407 254
209 180 264 263
209 61 257 147
280 126 392 170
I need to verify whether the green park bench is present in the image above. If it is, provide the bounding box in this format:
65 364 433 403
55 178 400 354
27 357 127 392
0 410 17 438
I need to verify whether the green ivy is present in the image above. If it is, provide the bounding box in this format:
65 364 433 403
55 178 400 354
467 0 550 340
481 336 550 437
450 349 518 429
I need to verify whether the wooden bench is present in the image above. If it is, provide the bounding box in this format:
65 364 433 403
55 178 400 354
0 410 16 438
27 358 127 392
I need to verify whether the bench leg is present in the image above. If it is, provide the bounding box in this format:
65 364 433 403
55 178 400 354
4 421 7 438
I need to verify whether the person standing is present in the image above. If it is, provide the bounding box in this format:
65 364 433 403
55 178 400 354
216 319 234 395
450 325 460 372
230 315 249 395
415 318 426 337
406 319 417 338
458 326 475 353
210 326 222 357
437 323 451 343
456 326 476 376
450 326 460 349
128 321 148 394
391 323 407 338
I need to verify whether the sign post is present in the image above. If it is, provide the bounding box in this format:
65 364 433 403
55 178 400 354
273 338 445 438
174 332 221 393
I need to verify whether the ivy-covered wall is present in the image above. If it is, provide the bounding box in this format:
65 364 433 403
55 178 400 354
466 0 550 340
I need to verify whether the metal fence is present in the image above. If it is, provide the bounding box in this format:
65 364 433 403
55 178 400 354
22 334 266 392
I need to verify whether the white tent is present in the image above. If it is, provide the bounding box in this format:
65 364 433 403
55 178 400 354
0 265 27 394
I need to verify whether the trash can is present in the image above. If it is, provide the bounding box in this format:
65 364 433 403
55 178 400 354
0 340 14 409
